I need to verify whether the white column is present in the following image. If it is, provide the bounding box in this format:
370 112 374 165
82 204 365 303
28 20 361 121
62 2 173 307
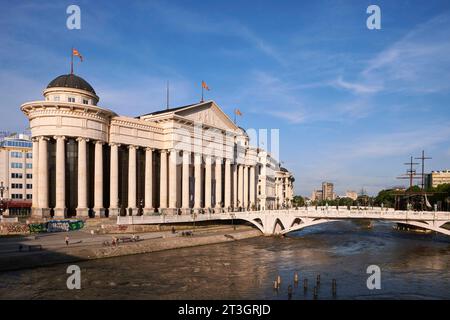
109 143 119 216
224 159 231 211
250 165 256 210
238 165 243 210
144 147 154 215
159 149 168 212
232 163 237 210
205 155 212 211
76 138 88 217
54 136 66 217
168 149 178 214
215 157 222 211
128 145 137 215
31 138 39 213
182 151 190 213
38 137 49 216
194 153 202 212
94 141 105 217
243 166 249 210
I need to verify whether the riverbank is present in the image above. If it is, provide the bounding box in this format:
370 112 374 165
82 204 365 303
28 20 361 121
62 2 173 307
0 225 261 272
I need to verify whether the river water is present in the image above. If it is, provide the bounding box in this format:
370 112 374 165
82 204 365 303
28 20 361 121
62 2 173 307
0 221 449 299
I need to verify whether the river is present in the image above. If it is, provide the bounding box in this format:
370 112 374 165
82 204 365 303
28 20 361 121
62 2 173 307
0 220 449 299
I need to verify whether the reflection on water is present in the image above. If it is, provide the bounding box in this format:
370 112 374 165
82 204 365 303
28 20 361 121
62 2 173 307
0 221 449 299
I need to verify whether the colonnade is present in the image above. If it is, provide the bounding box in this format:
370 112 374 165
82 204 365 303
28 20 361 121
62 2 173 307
31 136 258 218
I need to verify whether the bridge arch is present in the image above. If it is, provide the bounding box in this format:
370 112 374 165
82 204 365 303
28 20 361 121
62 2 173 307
273 218 286 235
279 218 450 236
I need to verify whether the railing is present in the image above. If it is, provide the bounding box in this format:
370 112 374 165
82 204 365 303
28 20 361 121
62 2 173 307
117 208 450 225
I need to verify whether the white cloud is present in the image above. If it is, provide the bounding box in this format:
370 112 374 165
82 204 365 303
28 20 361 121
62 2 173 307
362 13 450 94
332 77 382 94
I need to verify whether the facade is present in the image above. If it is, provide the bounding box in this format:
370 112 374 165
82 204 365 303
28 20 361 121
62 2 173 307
311 190 323 202
0 133 33 215
275 168 294 209
257 150 278 210
322 182 334 201
21 73 294 218
425 170 450 188
345 190 358 201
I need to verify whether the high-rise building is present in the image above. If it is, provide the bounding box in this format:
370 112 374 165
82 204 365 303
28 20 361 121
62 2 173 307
322 182 334 201
311 190 323 202
0 133 33 215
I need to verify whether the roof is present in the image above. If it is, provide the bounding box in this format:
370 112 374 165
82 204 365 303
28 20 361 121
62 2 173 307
47 74 96 95
138 103 198 118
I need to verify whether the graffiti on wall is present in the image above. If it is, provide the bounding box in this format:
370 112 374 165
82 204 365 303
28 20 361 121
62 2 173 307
28 220 85 233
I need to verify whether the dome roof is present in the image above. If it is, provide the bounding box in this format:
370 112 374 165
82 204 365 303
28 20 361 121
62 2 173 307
47 74 96 95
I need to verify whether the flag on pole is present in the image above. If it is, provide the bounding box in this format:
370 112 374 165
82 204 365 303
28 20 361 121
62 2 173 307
201 80 210 102
202 80 210 91
233 108 242 124
72 48 83 62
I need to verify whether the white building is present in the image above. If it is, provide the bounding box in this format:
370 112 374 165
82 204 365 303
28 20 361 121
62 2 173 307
275 168 294 209
345 190 358 201
425 170 450 188
21 73 294 218
0 133 33 215
257 150 278 210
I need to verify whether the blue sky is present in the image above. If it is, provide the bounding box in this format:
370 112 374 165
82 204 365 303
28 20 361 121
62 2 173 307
1 0 450 196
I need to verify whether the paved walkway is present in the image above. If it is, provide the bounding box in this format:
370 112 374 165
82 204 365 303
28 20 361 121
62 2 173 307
0 225 250 255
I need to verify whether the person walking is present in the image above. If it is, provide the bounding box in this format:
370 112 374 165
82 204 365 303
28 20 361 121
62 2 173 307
65 235 69 246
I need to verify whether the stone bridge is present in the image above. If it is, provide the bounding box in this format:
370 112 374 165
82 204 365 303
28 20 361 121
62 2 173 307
117 207 450 236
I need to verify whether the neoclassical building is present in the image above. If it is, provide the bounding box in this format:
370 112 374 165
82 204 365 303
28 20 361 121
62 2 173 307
21 73 294 218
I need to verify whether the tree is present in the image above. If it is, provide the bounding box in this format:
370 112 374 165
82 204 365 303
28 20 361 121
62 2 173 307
374 189 395 208
293 195 305 207
338 197 354 206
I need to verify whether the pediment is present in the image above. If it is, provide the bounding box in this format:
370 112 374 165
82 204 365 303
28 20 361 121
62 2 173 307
175 102 238 131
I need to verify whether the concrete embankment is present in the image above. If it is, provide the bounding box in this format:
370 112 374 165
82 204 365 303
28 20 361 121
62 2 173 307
0 227 261 272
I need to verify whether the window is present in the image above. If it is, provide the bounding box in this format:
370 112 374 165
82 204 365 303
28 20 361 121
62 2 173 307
54 96 60 102
26 194 32 200
26 153 32 159
11 173 23 179
26 174 32 179
11 183 23 189
26 184 32 189
83 99 89 105
11 163 23 169
11 151 22 158
26 163 32 169
68 97 75 103
4 141 32 148
11 194 23 199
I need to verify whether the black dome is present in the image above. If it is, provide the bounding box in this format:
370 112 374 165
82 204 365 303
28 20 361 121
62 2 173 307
47 74 96 95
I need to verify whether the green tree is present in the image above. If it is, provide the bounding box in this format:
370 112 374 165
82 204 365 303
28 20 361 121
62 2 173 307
293 195 305 207
374 189 395 208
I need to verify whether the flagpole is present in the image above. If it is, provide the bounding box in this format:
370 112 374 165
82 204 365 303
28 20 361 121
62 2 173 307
201 81 204 102
70 47 73 74
234 109 236 124
166 81 169 110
